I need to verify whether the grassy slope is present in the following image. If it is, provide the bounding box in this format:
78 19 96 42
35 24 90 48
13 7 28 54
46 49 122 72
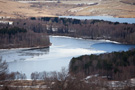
69 0 135 18
1 0 135 18
0 0 54 18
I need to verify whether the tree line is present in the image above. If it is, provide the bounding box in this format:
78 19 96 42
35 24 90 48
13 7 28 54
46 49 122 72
0 19 50 49
0 57 135 90
29 17 135 44
69 49 135 81
1 17 134 49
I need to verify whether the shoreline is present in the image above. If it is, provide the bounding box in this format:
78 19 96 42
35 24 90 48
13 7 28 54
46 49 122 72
49 34 135 45
0 34 134 50
0 43 52 50
50 35 121 44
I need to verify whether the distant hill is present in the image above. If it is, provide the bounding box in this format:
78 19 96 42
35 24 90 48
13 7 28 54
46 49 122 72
0 0 135 18
0 0 54 18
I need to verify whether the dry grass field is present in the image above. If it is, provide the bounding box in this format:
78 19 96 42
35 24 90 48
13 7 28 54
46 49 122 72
0 0 135 18
0 80 47 90
0 0 54 18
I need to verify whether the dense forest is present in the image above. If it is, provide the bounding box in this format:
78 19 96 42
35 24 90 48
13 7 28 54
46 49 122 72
4 17 135 47
0 19 50 49
0 16 135 48
29 17 135 44
69 49 135 81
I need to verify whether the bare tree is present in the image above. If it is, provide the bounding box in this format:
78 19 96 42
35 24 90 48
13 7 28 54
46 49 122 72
0 57 8 80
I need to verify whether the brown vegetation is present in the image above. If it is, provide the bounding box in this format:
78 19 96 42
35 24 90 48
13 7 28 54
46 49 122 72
0 18 50 49
36 17 135 44
0 0 54 18
0 67 135 90
1 0 135 18
0 57 8 80
0 57 135 90
69 49 135 81
0 27 50 49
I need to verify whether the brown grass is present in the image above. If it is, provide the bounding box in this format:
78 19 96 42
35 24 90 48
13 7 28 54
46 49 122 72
72 0 135 18
0 0 54 18
0 80 47 90
0 0 135 19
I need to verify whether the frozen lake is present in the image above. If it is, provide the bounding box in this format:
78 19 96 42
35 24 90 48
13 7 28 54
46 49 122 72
0 36 135 78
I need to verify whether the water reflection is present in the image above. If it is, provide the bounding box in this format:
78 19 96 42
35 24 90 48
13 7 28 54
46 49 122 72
21 47 50 56
0 47 50 63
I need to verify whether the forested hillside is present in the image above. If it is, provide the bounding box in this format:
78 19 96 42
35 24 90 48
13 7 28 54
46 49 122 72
1 17 135 49
69 49 135 80
0 19 50 49
30 17 135 44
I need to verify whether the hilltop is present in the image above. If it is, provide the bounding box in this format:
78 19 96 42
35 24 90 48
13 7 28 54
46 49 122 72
0 0 135 18
0 0 54 18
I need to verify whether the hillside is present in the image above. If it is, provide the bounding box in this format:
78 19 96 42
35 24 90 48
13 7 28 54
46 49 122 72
69 49 135 80
0 18 51 49
0 0 135 18
0 0 54 18
68 0 135 18
34 17 135 44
